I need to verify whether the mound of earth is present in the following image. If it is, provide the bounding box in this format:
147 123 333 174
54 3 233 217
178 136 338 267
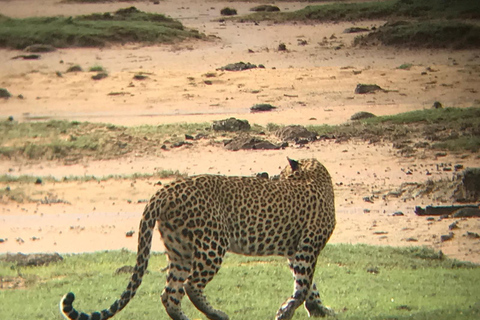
212 118 251 131
224 134 284 151
275 125 317 142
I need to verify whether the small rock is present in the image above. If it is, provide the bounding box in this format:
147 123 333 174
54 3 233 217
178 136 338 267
363 196 374 203
355 84 384 94
350 111 376 120
172 141 192 148
12 54 40 60
133 74 148 80
212 118 251 132
448 221 459 230
217 62 258 72
66 65 83 73
343 27 370 33
0 88 11 99
185 134 195 140
464 231 480 239
220 7 237 16
250 103 277 112
367 267 379 274
440 232 454 242
432 101 443 109
250 5 280 12
125 231 135 237
256 172 269 179
92 72 108 80
392 211 404 216
278 43 287 51
35 178 43 185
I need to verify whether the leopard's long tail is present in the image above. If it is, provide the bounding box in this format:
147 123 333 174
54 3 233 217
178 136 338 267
60 212 156 320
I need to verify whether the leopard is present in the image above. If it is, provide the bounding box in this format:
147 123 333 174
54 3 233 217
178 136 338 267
60 157 336 320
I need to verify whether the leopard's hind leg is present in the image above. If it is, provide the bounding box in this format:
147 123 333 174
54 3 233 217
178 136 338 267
276 229 331 320
184 229 229 320
160 226 194 320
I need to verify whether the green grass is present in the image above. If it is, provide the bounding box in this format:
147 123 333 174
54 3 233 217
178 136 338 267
0 7 203 50
307 107 480 153
237 0 480 22
354 20 480 49
88 65 104 72
0 245 478 319
0 171 184 184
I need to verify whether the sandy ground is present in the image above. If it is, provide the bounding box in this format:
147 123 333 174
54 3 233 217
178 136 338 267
1 0 480 263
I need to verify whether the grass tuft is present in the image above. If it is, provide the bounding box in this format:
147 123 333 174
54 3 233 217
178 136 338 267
0 7 203 50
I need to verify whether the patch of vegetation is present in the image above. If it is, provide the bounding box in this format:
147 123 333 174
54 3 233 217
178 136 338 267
1 108 478 163
88 65 104 72
0 7 203 50
0 120 211 162
355 20 480 49
0 245 478 319
236 0 480 22
308 107 480 153
0 171 184 184
66 65 83 72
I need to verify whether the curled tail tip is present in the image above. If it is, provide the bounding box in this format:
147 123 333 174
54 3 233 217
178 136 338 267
60 292 76 319
63 292 75 305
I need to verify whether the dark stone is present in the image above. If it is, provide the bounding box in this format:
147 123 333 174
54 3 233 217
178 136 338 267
275 125 317 142
256 172 269 179
0 88 11 99
220 7 237 16
250 5 280 12
432 101 443 109
92 72 108 80
212 118 250 132
350 111 376 120
440 232 454 242
250 103 277 112
217 62 258 71
355 84 384 94
224 134 282 151
343 27 370 33
133 74 148 80
66 65 83 73
12 54 40 60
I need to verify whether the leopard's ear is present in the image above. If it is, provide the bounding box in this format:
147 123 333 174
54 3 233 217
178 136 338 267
287 157 299 171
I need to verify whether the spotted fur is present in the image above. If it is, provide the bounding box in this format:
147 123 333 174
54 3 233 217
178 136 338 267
60 158 336 320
